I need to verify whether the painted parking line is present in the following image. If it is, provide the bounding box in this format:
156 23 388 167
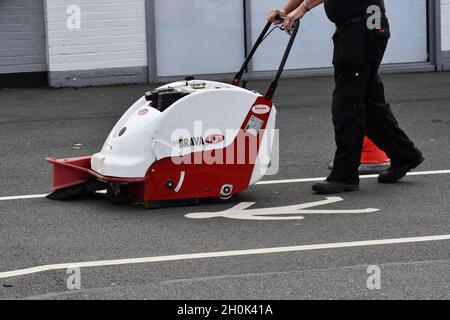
0 169 449 202
0 194 48 201
0 234 449 280
256 169 450 185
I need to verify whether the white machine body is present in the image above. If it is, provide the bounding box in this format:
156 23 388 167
91 80 277 186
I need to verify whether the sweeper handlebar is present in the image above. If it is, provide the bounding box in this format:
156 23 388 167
232 18 301 100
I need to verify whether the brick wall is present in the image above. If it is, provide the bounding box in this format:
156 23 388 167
44 0 148 86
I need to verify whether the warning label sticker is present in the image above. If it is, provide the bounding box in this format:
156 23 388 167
245 115 264 136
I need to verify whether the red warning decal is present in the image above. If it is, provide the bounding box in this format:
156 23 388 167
205 134 225 144
138 109 149 116
252 104 271 115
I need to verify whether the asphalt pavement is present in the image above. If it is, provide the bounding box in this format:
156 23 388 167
0 72 449 300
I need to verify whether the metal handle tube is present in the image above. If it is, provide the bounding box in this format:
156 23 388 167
232 21 272 86
265 21 301 100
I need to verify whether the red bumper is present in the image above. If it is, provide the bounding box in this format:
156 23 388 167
46 156 145 191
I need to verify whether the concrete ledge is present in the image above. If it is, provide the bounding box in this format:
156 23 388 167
49 66 148 87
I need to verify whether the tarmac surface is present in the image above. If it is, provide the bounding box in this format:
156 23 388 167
0 72 449 300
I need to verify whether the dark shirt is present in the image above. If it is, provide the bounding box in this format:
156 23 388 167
324 0 385 23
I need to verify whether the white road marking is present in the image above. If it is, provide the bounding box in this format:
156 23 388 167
185 197 379 221
256 169 450 185
0 234 449 280
0 194 48 201
0 169 449 202
405 170 450 176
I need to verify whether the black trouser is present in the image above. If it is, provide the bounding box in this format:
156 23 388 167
328 15 421 184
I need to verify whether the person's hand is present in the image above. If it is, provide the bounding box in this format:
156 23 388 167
267 8 285 25
283 7 306 35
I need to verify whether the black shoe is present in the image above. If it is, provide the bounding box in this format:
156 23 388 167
378 156 425 184
312 180 360 195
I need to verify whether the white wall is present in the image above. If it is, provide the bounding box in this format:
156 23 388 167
39 0 449 83
250 0 334 71
249 0 428 72
442 0 450 51
44 0 147 72
154 0 245 77
383 0 428 64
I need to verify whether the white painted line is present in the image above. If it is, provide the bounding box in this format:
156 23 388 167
256 177 327 185
0 191 106 202
0 234 449 280
1 169 449 202
405 170 450 176
255 169 450 185
0 194 48 201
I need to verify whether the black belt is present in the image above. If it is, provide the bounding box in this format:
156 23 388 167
335 15 364 28
335 13 387 29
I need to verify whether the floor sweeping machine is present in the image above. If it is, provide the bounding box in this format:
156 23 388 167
47 20 300 207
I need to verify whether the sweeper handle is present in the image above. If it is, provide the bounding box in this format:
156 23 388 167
232 17 301 100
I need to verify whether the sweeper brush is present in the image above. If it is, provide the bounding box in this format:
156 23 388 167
47 19 300 207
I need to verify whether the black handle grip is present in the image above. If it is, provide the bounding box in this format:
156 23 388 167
232 19 301 100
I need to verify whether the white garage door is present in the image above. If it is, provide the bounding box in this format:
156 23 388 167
154 0 245 77
153 0 428 76
0 0 47 74
250 0 429 71
382 0 428 64
250 0 335 71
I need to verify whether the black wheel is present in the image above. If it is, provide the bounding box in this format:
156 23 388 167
106 184 128 205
